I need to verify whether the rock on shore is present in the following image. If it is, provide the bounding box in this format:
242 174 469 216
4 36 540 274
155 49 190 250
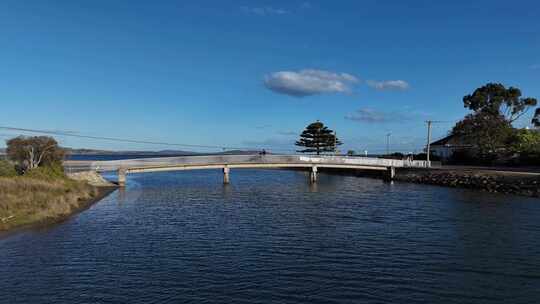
67 171 116 187
395 169 540 198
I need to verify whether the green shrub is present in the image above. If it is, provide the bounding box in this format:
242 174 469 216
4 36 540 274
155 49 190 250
510 129 540 154
25 162 66 180
0 160 17 177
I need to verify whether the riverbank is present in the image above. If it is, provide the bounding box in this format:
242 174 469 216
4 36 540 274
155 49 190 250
0 174 117 232
317 166 540 197
395 168 540 197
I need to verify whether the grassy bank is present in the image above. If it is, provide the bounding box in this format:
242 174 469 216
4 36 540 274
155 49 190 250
0 170 113 231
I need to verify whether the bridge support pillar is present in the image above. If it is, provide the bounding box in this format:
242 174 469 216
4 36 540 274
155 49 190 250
384 166 395 181
118 168 127 187
223 166 230 184
310 166 318 183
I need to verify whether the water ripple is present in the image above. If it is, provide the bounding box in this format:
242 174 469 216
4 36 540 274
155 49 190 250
1 169 540 303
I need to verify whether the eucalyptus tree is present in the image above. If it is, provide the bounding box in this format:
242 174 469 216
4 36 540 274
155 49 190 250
462 83 537 123
6 136 64 171
452 112 514 158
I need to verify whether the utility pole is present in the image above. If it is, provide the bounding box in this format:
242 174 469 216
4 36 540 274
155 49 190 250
386 133 391 155
425 120 433 167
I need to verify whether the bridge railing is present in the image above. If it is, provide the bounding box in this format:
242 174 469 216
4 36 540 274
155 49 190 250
77 155 429 172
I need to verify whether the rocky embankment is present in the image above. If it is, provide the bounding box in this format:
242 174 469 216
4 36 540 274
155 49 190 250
396 169 540 198
67 171 116 187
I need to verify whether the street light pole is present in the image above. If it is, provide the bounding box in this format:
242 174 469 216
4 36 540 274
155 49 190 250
386 133 391 155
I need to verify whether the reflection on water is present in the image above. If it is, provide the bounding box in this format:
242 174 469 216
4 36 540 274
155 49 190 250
1 169 540 304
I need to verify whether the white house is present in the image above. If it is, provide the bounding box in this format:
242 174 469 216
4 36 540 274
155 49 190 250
429 134 472 160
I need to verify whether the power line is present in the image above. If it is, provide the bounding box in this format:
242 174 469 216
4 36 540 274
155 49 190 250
0 123 454 155
0 126 297 153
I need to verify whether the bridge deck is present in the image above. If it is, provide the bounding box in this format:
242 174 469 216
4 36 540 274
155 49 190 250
125 163 389 173
64 155 430 186
65 154 429 173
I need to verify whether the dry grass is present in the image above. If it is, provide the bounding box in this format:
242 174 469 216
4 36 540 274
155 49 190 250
0 176 98 231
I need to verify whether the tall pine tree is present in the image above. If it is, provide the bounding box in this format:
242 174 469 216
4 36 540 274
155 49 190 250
296 121 342 155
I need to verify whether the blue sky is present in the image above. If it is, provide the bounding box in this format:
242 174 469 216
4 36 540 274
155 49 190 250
1 0 539 153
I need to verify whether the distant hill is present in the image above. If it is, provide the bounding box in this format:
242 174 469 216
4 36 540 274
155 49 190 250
64 148 200 156
0 147 263 157
64 148 262 156
213 150 261 155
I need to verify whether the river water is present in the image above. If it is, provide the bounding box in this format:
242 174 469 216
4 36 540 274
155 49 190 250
1 169 539 303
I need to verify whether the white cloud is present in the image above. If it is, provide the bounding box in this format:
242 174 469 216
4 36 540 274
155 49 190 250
367 80 410 91
264 69 359 97
241 6 288 15
345 107 412 123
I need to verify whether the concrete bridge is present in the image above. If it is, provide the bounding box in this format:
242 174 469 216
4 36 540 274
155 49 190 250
65 155 430 186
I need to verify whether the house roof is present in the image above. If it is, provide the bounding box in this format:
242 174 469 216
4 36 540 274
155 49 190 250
430 133 475 150
430 134 455 146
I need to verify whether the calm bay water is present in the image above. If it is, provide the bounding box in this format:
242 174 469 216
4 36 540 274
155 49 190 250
1 169 540 303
